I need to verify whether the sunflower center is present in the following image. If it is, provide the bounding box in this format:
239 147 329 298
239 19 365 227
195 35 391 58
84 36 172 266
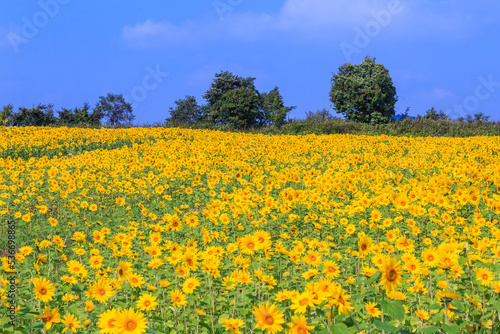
145 301 151 306
40 288 47 295
298 326 307 334
386 268 398 281
118 269 124 276
482 274 489 280
126 320 137 330
188 283 194 288
428 255 434 261
247 242 255 249
107 319 116 327
264 315 274 325
98 288 106 295
360 244 367 251
186 259 193 266
299 298 309 305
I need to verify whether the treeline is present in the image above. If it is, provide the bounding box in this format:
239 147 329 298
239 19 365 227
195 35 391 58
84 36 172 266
1 57 498 137
0 94 134 127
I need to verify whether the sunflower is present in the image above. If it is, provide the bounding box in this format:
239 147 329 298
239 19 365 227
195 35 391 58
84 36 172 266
61 313 82 333
67 260 88 278
365 302 381 318
170 289 187 307
252 302 284 334
286 315 314 334
114 307 148 334
182 277 200 294
85 300 95 312
322 260 340 279
89 255 104 269
239 234 259 255
290 291 315 314
91 278 115 303
358 236 373 256
475 267 494 286
379 257 403 292
415 309 429 320
128 273 145 288
221 318 245 334
32 277 55 303
421 248 438 267
97 308 119 334
117 261 133 280
34 306 61 330
136 293 158 311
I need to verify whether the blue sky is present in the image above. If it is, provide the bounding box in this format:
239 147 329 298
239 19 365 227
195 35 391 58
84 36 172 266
1 0 499 124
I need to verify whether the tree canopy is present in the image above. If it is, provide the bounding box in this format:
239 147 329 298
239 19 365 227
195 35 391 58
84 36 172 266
330 56 398 124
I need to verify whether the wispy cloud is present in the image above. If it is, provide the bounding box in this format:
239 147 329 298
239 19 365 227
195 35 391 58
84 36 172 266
122 0 480 48
422 88 455 100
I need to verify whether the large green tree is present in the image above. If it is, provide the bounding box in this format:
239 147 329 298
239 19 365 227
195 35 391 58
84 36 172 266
166 95 203 125
202 71 294 129
260 87 295 128
94 93 134 126
330 56 398 124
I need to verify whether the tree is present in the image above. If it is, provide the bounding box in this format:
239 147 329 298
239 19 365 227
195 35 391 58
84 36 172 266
0 104 14 126
202 71 294 129
330 56 398 124
94 93 134 126
11 104 56 126
305 108 335 122
218 86 261 129
57 102 103 126
166 96 203 125
259 87 295 128
420 107 448 120
202 71 260 128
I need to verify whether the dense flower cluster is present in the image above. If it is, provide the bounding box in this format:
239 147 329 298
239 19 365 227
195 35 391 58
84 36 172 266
1 127 500 333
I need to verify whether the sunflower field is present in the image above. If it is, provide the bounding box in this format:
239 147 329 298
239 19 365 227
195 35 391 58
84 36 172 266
1 126 500 334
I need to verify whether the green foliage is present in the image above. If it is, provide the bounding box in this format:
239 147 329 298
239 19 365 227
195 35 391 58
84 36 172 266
94 93 134 126
57 102 103 126
419 107 449 120
259 87 295 128
166 95 204 125
305 108 336 122
201 71 293 129
330 56 398 124
0 104 14 126
10 104 57 126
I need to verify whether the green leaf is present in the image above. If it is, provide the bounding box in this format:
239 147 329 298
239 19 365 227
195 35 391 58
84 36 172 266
380 300 405 321
374 319 399 333
418 326 440 333
450 300 465 310
331 322 349 334
441 324 460 334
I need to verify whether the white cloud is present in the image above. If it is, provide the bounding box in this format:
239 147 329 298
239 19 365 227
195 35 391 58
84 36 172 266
122 0 480 48
422 88 455 100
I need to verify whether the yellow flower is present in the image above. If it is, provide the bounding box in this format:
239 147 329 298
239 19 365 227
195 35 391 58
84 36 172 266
115 307 148 334
365 302 381 318
252 302 284 334
182 276 200 294
61 313 82 333
221 317 245 334
85 300 94 312
136 293 158 311
32 277 55 303
286 315 314 334
379 257 403 292
97 308 119 334
170 289 187 307
34 306 61 330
